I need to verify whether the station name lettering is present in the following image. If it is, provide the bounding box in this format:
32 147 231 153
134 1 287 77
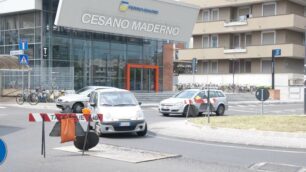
81 13 180 37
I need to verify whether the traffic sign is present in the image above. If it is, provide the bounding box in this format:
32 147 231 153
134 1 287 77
255 88 270 101
19 54 29 65
19 40 28 50
10 50 24 56
272 49 281 57
0 139 7 165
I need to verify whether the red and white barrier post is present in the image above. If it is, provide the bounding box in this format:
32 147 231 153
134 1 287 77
28 113 103 158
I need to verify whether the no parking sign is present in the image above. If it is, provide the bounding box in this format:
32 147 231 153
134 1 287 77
0 139 7 165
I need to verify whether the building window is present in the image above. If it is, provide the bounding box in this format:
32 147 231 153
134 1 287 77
238 7 251 16
202 36 209 48
232 34 240 49
229 60 240 73
203 10 210 22
211 35 218 48
245 34 252 47
202 61 218 74
203 61 209 74
262 2 276 16
197 12 202 22
210 61 218 74
230 60 252 73
238 6 251 21
211 9 219 21
261 31 275 45
245 61 251 73
262 60 272 73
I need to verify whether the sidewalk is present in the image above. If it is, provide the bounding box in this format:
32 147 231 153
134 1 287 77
0 99 303 109
149 120 306 149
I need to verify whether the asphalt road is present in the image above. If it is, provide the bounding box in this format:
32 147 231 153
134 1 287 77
0 103 305 172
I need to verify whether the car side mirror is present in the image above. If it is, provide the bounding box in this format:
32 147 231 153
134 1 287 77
138 102 142 106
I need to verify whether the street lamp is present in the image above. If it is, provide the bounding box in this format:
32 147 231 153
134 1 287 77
304 27 306 114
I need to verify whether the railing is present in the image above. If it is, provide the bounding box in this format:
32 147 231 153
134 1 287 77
175 83 261 93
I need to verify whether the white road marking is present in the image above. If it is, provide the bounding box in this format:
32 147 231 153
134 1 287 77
150 134 306 154
0 106 7 109
229 109 255 112
0 114 7 117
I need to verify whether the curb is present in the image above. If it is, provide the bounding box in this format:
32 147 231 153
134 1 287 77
150 120 306 149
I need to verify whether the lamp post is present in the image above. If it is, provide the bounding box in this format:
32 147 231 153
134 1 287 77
304 28 306 114
231 59 236 93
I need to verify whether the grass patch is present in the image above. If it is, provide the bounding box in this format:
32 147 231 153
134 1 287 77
190 115 306 133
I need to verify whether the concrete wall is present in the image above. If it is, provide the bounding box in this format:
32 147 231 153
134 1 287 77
251 59 261 73
251 31 261 46
286 0 304 16
193 35 202 48
195 58 303 75
219 7 231 21
178 73 304 100
218 60 229 74
285 30 304 44
219 34 230 49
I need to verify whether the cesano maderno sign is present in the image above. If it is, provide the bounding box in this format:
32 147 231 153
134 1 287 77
54 0 199 42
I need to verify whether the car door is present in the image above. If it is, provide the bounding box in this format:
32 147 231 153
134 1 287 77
216 91 227 109
194 91 207 113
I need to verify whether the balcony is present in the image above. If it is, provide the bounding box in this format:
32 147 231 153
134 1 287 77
178 44 305 60
193 14 306 35
181 0 306 9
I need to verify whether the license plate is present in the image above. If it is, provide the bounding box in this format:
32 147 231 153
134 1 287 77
120 122 130 127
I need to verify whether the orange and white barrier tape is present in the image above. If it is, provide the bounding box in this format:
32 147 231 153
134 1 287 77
28 113 103 123
194 98 216 104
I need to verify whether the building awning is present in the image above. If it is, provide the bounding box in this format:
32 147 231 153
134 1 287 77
0 55 30 71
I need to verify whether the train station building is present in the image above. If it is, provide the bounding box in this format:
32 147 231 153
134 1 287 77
0 0 198 93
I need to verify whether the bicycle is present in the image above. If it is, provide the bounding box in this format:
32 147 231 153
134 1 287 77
16 91 39 105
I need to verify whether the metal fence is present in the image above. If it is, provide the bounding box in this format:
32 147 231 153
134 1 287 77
0 67 74 96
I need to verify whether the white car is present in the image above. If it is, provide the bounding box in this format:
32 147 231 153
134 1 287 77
56 86 114 113
88 89 147 136
159 89 228 117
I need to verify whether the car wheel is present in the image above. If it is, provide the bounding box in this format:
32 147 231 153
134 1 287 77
136 123 147 137
73 103 84 113
216 105 225 116
183 105 197 117
162 113 169 117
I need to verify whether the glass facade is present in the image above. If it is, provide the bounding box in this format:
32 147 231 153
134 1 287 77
0 0 166 91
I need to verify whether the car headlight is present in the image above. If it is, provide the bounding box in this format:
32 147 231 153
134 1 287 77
136 110 144 120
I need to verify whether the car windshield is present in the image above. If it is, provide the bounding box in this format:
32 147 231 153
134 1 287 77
99 92 138 106
76 87 92 94
174 90 198 99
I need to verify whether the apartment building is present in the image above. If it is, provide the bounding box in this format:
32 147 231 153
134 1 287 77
178 0 306 99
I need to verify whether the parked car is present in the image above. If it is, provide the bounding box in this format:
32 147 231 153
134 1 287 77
88 88 147 136
159 89 228 116
56 86 114 113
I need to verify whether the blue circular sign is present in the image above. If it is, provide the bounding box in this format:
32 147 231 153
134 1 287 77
0 139 7 165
